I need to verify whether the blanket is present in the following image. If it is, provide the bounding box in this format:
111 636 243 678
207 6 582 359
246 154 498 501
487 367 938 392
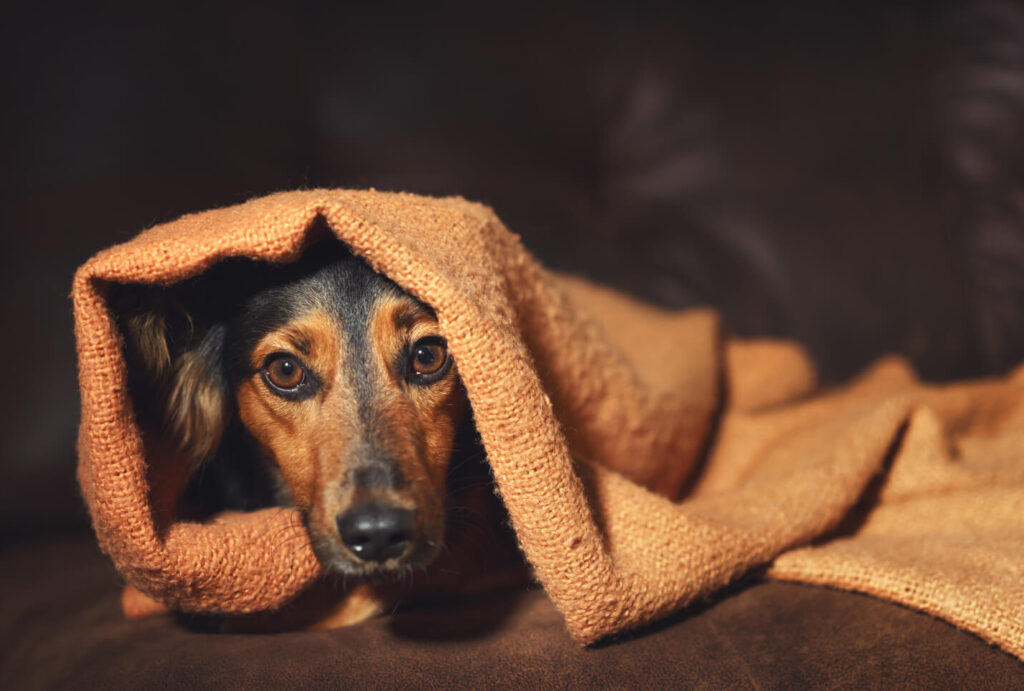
73 189 1024 656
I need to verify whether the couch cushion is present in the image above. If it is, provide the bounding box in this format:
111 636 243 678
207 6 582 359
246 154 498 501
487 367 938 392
2 537 1020 688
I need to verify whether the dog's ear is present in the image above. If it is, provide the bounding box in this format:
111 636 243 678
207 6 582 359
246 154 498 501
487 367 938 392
118 286 229 465
161 322 229 464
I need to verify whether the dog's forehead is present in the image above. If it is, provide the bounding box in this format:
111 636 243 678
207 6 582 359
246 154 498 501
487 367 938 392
308 258 399 326
224 251 413 379
237 255 395 331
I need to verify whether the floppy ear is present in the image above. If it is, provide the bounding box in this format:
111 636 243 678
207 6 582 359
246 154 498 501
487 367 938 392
118 286 230 465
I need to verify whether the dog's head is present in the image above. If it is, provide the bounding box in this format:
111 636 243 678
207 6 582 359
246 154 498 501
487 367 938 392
119 242 466 578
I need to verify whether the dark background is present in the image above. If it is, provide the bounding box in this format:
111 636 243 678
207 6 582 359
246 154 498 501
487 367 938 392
2 1 1023 547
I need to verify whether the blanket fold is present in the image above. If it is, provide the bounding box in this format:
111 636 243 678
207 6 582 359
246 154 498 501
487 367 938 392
73 189 1024 656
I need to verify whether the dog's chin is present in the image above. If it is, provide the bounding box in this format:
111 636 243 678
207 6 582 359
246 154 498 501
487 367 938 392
310 537 442 581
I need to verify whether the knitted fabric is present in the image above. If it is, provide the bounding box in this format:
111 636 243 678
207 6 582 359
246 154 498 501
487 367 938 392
73 190 1024 656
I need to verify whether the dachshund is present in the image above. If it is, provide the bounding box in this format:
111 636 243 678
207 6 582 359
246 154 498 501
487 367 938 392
116 237 524 629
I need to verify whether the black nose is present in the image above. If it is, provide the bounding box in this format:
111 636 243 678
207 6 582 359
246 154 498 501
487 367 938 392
337 504 414 563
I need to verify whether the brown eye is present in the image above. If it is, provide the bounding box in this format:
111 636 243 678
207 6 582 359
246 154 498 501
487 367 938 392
264 354 304 390
407 338 451 383
413 343 445 375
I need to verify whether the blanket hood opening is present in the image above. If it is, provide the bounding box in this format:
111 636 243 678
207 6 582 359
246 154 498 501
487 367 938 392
74 190 721 638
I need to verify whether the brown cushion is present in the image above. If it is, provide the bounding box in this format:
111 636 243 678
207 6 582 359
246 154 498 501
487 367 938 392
2 537 1021 688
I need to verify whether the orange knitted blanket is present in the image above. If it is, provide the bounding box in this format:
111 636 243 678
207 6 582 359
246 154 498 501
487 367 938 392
74 189 1024 656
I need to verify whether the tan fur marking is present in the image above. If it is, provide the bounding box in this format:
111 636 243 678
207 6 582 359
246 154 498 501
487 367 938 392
237 310 346 510
367 294 465 548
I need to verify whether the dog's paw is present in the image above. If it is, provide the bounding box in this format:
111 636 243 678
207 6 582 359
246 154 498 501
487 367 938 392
306 584 386 630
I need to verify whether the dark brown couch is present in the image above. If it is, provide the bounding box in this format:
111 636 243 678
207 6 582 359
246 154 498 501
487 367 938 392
3 2 1023 686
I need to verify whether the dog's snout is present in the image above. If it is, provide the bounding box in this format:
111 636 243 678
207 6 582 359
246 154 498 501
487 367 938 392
337 504 414 563
351 462 396 490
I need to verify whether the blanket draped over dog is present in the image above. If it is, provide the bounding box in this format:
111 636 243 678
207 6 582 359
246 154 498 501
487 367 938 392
73 190 1024 656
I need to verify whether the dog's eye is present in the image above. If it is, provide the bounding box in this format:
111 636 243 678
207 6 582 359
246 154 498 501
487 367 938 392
407 338 451 384
263 354 305 390
412 343 446 375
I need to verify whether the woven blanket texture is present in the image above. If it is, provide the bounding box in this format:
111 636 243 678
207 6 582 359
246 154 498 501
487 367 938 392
73 189 1024 655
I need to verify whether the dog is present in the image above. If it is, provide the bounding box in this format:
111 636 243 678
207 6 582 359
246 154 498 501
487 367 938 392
116 237 524 629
